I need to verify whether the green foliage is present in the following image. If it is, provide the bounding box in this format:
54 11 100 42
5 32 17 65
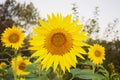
70 59 109 80
71 69 105 80
53 77 63 80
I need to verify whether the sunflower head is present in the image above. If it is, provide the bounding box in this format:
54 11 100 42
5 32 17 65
29 13 89 73
11 56 31 75
88 44 105 65
0 62 7 69
1 25 25 50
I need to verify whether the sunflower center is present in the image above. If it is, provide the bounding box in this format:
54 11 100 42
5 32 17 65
51 33 66 47
9 33 19 43
45 29 73 56
95 50 101 57
19 62 26 70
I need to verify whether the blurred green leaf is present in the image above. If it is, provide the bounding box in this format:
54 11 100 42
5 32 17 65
78 60 93 66
4 67 14 80
70 68 105 79
70 68 93 76
53 77 63 80
97 65 109 80
76 73 105 80
26 75 48 80
25 63 37 72
110 73 120 80
41 70 50 75
26 73 37 79
38 75 48 80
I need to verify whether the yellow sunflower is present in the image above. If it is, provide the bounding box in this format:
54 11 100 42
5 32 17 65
0 62 8 76
0 62 6 69
11 55 31 75
29 13 89 72
88 44 105 65
1 25 25 50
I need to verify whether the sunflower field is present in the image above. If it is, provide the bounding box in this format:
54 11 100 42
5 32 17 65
0 0 120 80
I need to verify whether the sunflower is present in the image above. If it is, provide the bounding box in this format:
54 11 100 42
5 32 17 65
1 26 25 50
11 55 31 75
0 62 8 76
88 44 105 65
0 62 6 69
29 13 89 72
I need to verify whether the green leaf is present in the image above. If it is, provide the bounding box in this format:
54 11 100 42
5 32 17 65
4 68 14 80
78 60 93 66
26 77 37 80
40 70 50 75
76 73 104 80
70 68 105 79
25 63 37 72
53 77 63 80
38 75 48 80
26 73 37 79
26 75 48 80
110 73 120 80
97 65 109 80
70 68 93 76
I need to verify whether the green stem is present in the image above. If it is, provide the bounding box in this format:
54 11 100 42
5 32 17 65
38 65 41 78
92 65 95 74
6 52 13 57
13 50 18 80
0 58 10 64
92 64 95 80
92 64 99 80
0 59 8 61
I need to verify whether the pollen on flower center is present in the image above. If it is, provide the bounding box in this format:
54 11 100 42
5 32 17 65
19 62 26 70
8 33 19 43
95 50 101 57
51 33 66 47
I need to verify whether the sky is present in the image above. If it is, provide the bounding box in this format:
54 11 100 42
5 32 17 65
0 0 120 39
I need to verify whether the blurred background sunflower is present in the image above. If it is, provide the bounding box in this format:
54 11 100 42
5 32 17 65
88 44 105 65
11 55 31 75
1 26 25 50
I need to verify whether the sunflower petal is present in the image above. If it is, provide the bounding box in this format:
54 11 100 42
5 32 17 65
53 55 59 72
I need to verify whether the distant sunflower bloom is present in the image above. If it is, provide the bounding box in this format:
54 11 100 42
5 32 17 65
11 56 31 75
0 62 6 69
29 13 89 72
88 44 105 65
1 26 25 50
0 62 8 75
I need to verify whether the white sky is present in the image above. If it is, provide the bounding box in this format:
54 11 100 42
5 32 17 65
0 0 120 39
